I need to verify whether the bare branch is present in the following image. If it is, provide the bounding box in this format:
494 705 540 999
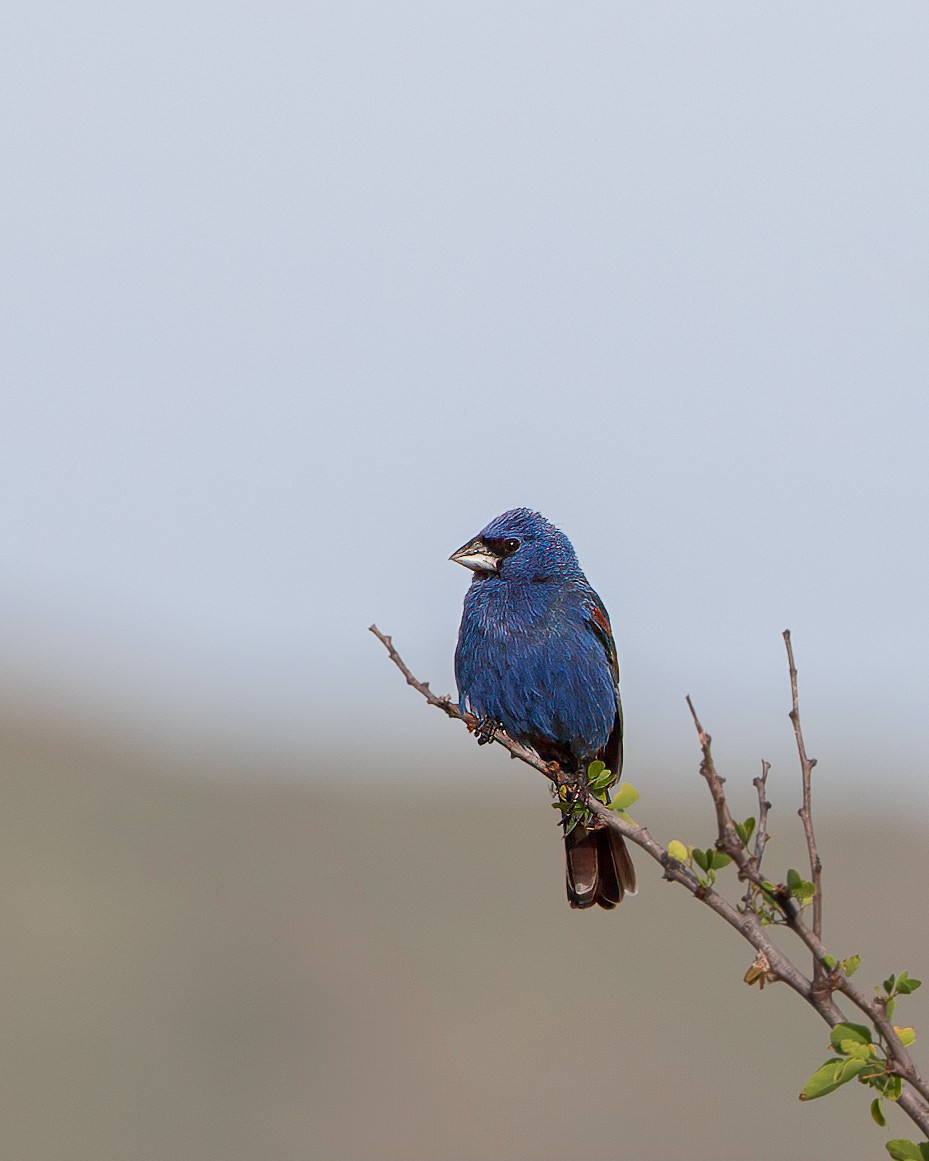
743 761 772 910
685 695 745 857
368 624 465 719
682 699 781 914
784 630 824 983
752 760 772 869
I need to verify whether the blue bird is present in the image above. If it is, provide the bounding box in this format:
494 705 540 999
451 508 635 909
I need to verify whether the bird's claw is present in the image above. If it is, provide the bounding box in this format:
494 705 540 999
554 773 593 834
474 716 502 745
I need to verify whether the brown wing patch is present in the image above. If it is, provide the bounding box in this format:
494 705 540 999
585 593 623 776
586 596 619 685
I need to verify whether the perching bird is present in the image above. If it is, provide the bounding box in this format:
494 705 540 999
451 508 635 909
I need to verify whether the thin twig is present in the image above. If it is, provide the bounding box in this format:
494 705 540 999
785 630 824 983
743 761 772 909
370 623 929 1139
685 695 745 856
753 760 772 870
683 697 785 915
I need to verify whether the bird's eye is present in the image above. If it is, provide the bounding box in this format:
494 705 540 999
504 538 520 554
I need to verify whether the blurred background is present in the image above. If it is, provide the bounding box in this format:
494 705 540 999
2 2 928 1158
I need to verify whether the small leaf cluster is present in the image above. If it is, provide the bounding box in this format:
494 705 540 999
586 760 615 805
881 972 923 1022
553 762 639 835
733 815 756 848
784 867 816 908
822 953 862 978
666 816 761 890
747 868 816 926
584 760 640 821
800 965 924 1145
666 838 731 886
800 1023 888 1103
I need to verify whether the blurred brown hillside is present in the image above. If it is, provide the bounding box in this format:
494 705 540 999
1 714 925 1161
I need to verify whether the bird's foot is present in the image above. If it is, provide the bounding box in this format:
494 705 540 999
473 716 502 746
555 773 592 835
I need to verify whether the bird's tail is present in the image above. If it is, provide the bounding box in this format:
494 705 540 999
564 825 637 910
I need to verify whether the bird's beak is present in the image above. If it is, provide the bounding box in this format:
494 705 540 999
449 537 500 573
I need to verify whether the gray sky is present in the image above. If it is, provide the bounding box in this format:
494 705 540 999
2 3 928 798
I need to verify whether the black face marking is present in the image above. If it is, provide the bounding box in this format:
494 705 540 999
484 536 521 559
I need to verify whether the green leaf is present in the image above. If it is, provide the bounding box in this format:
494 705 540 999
871 1098 887 1127
897 974 922 995
692 848 709 872
885 1141 929 1161
667 840 689 863
822 954 836 970
607 808 638 825
709 850 732 870
884 975 897 995
787 867 802 891
790 878 815 904
586 760 606 778
838 954 861 977
742 816 756 844
611 783 640 810
799 1057 869 1100
895 1026 916 1047
829 1023 873 1053
589 766 614 791
836 1058 871 1084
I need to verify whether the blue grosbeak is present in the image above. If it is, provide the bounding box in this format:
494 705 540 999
451 508 635 909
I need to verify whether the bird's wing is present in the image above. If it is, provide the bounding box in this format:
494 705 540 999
583 590 624 776
583 592 618 683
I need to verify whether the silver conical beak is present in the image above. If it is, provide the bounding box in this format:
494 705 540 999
449 537 500 573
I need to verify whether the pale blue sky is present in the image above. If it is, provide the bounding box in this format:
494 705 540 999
2 3 928 799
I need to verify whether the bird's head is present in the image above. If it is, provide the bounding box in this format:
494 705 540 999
450 508 580 583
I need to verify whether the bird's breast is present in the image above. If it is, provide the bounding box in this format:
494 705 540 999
464 578 562 640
